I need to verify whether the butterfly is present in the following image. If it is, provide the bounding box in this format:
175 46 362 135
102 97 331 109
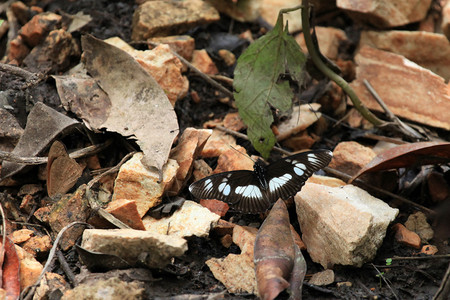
189 149 333 213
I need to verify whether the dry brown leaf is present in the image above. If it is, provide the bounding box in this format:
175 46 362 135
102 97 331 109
81 35 179 175
351 141 450 182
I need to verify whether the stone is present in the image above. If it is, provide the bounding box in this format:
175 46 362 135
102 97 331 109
259 0 303 33
62 277 144 300
15 245 43 291
337 0 432 28
360 30 450 81
276 103 322 141
295 182 399 268
329 141 376 176
206 225 258 295
106 37 189 106
420 244 438 255
5 36 29 64
350 46 450 130
223 112 246 132
404 212 434 243
427 171 450 203
201 129 237 157
132 0 220 40
19 12 61 47
295 27 347 60
213 146 254 174
199 199 229 217
34 272 70 300
142 200 220 238
191 49 219 75
307 174 347 187
105 199 145 230
309 269 335 286
392 223 421 249
81 229 187 268
169 128 212 193
112 152 179 217
192 159 213 182
9 229 34 244
149 35 195 61
442 0 450 40
218 49 236 66
22 235 52 258
207 0 261 22
23 29 80 73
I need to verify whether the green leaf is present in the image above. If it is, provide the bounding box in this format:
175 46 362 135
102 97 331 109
233 11 306 158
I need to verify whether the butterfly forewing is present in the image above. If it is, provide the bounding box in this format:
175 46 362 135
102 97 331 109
189 170 271 213
264 150 332 202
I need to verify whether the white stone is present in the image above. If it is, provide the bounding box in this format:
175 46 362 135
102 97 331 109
81 229 187 268
142 200 220 238
295 182 398 268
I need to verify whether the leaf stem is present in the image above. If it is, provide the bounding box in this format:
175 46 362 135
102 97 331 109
300 0 387 127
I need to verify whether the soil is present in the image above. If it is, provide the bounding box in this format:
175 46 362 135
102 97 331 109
1 0 449 299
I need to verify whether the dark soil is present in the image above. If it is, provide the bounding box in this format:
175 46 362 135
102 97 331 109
1 0 449 299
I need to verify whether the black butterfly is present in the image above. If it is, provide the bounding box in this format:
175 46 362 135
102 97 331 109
189 149 333 213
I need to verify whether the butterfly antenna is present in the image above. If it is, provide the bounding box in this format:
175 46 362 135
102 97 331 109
228 145 256 163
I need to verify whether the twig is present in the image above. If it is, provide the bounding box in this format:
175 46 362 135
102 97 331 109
371 263 399 300
363 79 424 140
0 201 6 273
146 41 234 98
21 221 92 300
389 254 450 261
0 140 112 165
300 0 387 127
0 62 38 81
56 250 76 286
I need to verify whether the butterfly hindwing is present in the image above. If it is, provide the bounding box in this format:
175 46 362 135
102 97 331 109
188 170 271 213
264 150 332 202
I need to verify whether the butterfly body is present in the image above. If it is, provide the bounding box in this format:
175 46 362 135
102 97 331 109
189 150 333 213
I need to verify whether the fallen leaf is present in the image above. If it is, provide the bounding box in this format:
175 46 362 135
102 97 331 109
1 236 21 300
351 142 450 182
81 34 179 176
233 12 306 158
254 199 306 299
1 102 80 179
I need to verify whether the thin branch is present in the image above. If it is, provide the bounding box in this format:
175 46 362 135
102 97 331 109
300 1 387 127
371 263 399 300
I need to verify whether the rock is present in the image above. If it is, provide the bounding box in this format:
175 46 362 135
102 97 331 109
295 27 347 60
213 146 254 174
360 30 450 81
62 277 144 300
132 0 220 40
15 245 43 291
295 182 399 268
81 229 187 268
23 28 80 73
142 200 220 238
307 174 347 187
169 128 212 193
276 103 322 141
191 49 219 75
106 37 189 106
112 152 179 217
207 0 261 22
201 129 237 157
404 212 434 243
105 199 146 230
149 35 195 61
5 35 29 64
22 235 52 258
350 46 450 131
223 112 246 132
259 0 303 33
9 229 34 244
309 269 335 286
199 199 230 217
392 223 421 249
427 171 450 203
420 244 438 255
35 272 70 300
192 159 213 182
206 226 258 294
329 141 376 176
19 12 61 47
218 49 236 66
337 0 432 28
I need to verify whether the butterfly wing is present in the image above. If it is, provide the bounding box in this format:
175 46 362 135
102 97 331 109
189 171 271 213
264 150 333 202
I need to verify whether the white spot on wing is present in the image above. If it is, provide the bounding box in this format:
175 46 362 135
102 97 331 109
307 153 318 163
294 167 304 176
204 179 213 191
235 185 262 198
268 174 292 192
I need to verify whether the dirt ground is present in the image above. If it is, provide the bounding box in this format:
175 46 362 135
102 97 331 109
1 0 450 299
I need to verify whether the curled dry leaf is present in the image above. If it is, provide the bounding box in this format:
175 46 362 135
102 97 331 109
351 141 450 182
81 35 179 176
254 199 306 300
1 236 21 300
